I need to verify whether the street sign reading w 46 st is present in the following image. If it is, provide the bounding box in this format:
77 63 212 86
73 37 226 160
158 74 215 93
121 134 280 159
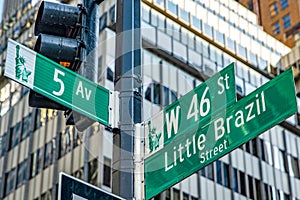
4 39 116 127
145 63 236 158
144 68 297 199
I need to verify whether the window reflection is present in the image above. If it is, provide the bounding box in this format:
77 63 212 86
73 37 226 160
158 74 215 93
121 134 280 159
144 82 177 107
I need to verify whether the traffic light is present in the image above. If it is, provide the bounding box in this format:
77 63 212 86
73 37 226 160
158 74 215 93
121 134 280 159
29 1 85 110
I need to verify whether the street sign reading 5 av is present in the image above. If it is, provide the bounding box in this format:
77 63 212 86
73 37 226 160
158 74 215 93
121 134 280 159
4 39 115 127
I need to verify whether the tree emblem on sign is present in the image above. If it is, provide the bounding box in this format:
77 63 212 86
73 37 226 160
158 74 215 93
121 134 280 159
15 45 31 83
148 121 161 153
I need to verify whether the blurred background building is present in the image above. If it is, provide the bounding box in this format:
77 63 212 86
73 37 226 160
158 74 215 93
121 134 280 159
0 0 300 200
238 0 300 48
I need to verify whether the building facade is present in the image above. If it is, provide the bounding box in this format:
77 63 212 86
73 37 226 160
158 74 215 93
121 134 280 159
0 0 300 200
238 0 300 48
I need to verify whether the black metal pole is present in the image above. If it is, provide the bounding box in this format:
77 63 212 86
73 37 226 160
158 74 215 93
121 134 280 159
73 0 99 132
81 0 99 181
113 0 142 199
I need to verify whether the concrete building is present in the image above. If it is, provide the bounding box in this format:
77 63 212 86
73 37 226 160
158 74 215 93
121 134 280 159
0 0 300 200
238 0 300 48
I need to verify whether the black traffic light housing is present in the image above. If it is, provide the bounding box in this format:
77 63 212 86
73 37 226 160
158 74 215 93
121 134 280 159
94 0 105 4
29 1 86 111
34 1 81 37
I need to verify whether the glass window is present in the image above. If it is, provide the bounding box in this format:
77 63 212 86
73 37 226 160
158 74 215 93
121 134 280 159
59 127 72 158
280 0 289 9
73 129 82 148
166 18 174 36
34 109 43 130
247 0 254 11
269 2 279 16
99 12 107 32
180 8 189 23
30 152 37 178
201 168 206 177
145 83 153 103
288 155 300 178
259 139 267 162
155 0 165 7
9 122 21 150
183 193 189 200
162 86 169 106
153 83 161 105
173 188 180 200
232 168 238 192
252 138 259 157
207 163 214 181
248 176 254 199
259 58 268 70
22 113 32 140
210 46 217 63
216 160 222 185
36 148 43 174
106 67 114 82
264 183 270 200
173 22 181 41
187 32 195 49
158 15 165 30
171 90 177 104
88 159 98 186
109 6 116 24
1 133 7 156
215 30 225 45
227 37 236 52
223 162 230 188
283 15 291 29
44 141 54 168
238 44 247 59
17 159 27 187
5 168 16 196
272 21 280 34
166 188 171 200
249 51 258 66
255 178 262 199
188 49 201 69
103 157 111 187
201 40 210 58
192 16 201 31
181 28 188 44
142 4 150 22
239 171 246 196
216 49 224 67
273 146 288 172
167 1 178 15
204 23 213 38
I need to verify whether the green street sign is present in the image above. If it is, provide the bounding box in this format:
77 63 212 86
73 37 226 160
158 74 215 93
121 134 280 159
4 39 113 127
144 68 297 199
145 63 236 157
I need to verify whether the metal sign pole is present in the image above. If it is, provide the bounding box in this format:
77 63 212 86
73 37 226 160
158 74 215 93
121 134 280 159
113 0 142 199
